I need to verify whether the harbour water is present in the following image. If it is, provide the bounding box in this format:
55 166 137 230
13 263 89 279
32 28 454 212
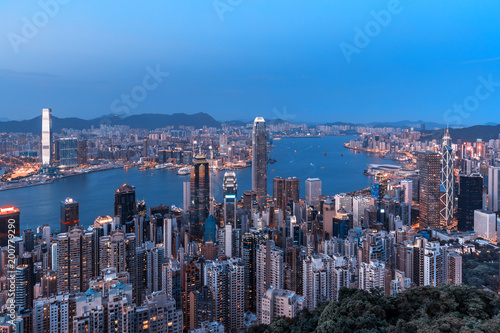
0 136 396 231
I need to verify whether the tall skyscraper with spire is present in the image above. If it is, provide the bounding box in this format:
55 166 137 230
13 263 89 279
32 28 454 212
190 155 210 243
252 117 267 206
440 128 454 228
41 108 52 166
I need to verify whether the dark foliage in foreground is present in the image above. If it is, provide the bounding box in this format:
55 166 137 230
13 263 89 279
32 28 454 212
250 285 500 333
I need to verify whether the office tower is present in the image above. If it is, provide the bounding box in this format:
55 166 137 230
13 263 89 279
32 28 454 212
56 227 94 293
58 138 78 167
261 288 303 325
183 181 191 213
190 155 210 243
256 240 283 322
22 229 35 252
41 108 52 166
273 177 300 211
302 255 335 310
60 197 79 233
457 174 483 231
219 133 228 154
223 171 238 227
488 166 500 212
114 183 136 226
352 196 370 228
418 152 441 229
474 209 497 240
273 177 285 210
359 260 386 292
242 231 259 312
77 139 87 165
285 177 300 205
205 258 245 331
0 206 20 247
446 252 462 285
305 178 322 207
252 117 267 206
334 193 353 216
440 129 454 227
164 216 174 260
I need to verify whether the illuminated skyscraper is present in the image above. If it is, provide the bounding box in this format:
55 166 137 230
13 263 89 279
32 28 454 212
252 117 267 206
440 129 454 227
58 138 78 167
41 108 52 166
60 197 79 233
114 184 136 227
0 206 20 247
419 152 441 229
488 166 500 213
223 171 238 227
190 155 210 243
305 178 322 207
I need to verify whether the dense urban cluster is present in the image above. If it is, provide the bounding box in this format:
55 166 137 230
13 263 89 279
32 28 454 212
0 109 499 332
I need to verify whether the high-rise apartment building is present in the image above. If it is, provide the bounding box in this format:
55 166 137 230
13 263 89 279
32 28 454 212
359 260 386 292
256 240 283 322
56 227 94 294
261 288 303 325
252 117 267 206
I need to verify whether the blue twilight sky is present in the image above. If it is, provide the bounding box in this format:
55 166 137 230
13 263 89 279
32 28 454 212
0 0 499 125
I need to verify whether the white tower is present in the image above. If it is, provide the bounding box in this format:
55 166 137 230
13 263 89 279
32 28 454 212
42 108 52 166
440 128 454 227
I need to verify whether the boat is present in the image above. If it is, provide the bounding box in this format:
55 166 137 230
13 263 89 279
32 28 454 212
177 166 191 175
341 153 343 157
324 152 327 156
155 163 173 169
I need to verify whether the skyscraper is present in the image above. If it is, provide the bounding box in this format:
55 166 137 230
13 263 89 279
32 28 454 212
488 166 500 213
190 155 210 243
114 184 136 226
419 152 441 229
183 181 191 212
252 117 267 206
305 178 322 207
56 227 93 293
223 171 238 227
256 240 283 322
41 108 52 166
440 129 454 227
58 138 78 167
457 174 483 231
0 206 20 247
60 197 79 233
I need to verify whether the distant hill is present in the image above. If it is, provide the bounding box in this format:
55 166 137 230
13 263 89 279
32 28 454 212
423 124 500 142
0 113 221 133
